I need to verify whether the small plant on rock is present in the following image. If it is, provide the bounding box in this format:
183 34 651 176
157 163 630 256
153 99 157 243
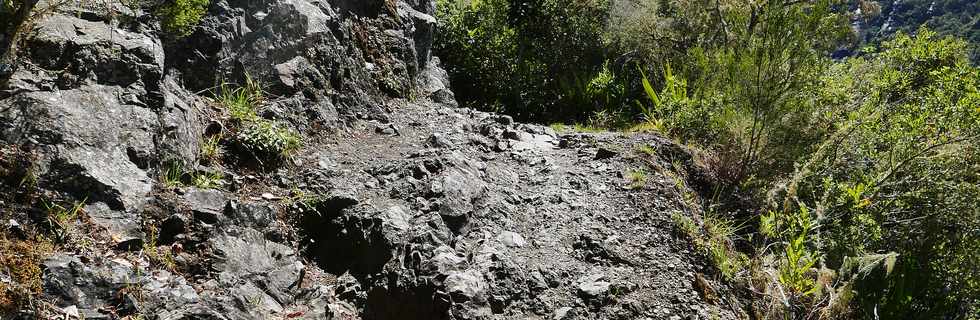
636 145 656 157
156 0 209 37
0 235 54 314
626 168 647 189
161 161 185 187
217 75 264 122
199 134 223 163
143 225 176 271
191 170 222 189
42 198 85 226
214 76 303 165
236 120 301 160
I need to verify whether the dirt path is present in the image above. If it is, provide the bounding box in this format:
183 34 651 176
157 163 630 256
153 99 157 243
279 101 742 319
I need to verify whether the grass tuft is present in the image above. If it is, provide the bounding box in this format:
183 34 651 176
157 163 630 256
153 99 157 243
162 161 185 187
627 168 647 189
143 225 176 271
199 135 223 163
217 74 264 122
636 145 657 157
42 198 85 226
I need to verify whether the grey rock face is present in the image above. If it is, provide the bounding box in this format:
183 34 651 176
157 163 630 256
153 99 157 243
497 231 527 248
577 273 612 300
169 0 445 124
85 202 144 250
42 254 196 319
0 86 155 211
12 13 163 95
418 57 457 106
184 188 228 224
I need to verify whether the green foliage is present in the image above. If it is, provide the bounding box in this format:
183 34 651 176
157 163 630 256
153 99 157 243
143 225 176 271
773 29 980 318
42 198 85 226
626 168 647 189
156 0 209 37
702 213 748 281
435 0 609 120
162 161 184 187
670 171 748 281
236 120 301 160
631 0 851 184
672 212 699 239
437 0 978 315
214 76 302 163
636 145 656 157
548 123 605 133
191 171 222 189
636 64 711 140
218 75 264 122
199 135 222 163
776 206 818 297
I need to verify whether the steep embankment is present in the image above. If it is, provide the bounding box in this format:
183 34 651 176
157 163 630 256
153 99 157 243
0 1 740 319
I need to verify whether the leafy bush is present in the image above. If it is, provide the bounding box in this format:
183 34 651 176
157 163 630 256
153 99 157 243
623 2 977 317
435 0 609 121
156 0 209 37
236 120 301 160
772 29 980 318
656 0 847 180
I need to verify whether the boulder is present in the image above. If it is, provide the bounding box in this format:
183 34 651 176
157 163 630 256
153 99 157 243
0 87 155 211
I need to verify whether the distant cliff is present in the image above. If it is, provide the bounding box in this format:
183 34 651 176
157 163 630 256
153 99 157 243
850 0 978 62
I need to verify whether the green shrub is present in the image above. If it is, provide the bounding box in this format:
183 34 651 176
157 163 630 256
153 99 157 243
631 0 849 185
435 0 609 121
770 28 980 318
236 120 301 160
440 1 979 315
156 0 209 37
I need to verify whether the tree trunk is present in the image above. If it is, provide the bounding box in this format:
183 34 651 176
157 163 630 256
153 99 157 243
1 0 40 79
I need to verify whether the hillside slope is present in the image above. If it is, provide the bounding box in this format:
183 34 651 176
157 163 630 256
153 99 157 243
0 0 739 319
852 0 978 62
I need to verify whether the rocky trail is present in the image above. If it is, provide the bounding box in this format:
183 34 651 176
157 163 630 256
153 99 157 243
0 0 742 319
